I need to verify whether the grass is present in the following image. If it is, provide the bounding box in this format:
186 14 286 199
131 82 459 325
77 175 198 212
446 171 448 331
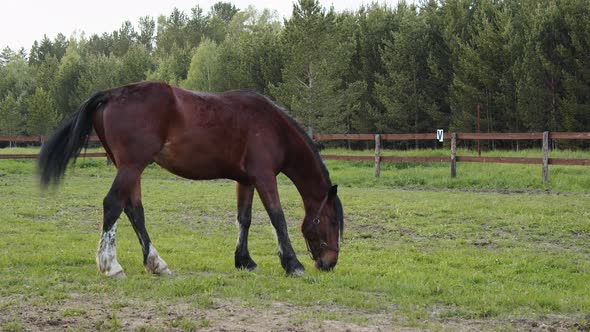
1 149 590 330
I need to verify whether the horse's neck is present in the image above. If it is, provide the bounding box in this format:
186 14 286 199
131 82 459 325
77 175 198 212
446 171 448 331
282 141 329 215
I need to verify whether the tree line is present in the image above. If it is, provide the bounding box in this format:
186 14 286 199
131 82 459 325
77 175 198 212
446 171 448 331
1 0 589 142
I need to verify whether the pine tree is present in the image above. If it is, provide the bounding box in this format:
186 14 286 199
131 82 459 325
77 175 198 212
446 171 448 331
26 87 59 136
557 0 590 132
138 16 156 52
147 43 192 86
37 35 55 62
0 47 15 66
350 3 400 133
51 40 84 116
238 9 284 95
155 8 189 56
0 94 23 144
376 3 434 137
0 50 33 101
85 33 114 56
112 21 136 57
29 41 41 66
421 0 452 130
186 6 208 49
117 45 153 84
53 33 69 60
515 0 569 132
206 2 239 43
35 56 59 92
271 0 346 132
447 0 518 136
78 54 119 97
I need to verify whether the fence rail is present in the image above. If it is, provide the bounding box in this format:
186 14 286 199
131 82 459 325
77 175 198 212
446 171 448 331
0 152 106 160
0 135 105 160
314 132 590 141
313 132 590 183
0 136 101 143
2 132 590 182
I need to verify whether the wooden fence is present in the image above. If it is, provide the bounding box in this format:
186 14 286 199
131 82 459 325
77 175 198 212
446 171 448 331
0 136 104 160
2 132 590 183
314 132 590 183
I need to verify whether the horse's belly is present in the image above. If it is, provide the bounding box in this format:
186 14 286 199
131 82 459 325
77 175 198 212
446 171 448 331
153 141 246 181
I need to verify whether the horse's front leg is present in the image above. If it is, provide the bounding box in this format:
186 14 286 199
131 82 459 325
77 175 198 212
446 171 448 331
255 176 305 276
235 182 258 271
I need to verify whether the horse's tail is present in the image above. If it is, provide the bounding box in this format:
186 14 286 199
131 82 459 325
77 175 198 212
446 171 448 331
38 91 109 187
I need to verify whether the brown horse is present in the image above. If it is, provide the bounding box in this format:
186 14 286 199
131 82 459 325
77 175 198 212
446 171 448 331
39 81 343 277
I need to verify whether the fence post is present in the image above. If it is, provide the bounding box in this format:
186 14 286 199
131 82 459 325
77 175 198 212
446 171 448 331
374 134 381 178
542 131 549 183
451 133 457 178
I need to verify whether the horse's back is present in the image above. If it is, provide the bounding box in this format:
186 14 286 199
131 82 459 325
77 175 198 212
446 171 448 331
96 82 290 181
160 87 289 181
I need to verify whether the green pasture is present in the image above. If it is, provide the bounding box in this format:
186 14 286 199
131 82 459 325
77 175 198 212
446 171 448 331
1 149 590 330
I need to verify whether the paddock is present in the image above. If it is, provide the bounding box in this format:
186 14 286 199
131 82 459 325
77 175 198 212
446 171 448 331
1 156 589 331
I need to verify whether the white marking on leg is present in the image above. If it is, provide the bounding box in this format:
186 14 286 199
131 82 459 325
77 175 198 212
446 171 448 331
236 219 242 247
271 228 284 256
291 269 305 276
145 243 171 275
96 223 125 278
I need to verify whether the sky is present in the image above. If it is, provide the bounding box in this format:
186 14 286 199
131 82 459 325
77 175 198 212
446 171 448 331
0 0 406 51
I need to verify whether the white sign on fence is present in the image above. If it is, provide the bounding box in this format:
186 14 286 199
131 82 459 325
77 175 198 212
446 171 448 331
437 129 444 142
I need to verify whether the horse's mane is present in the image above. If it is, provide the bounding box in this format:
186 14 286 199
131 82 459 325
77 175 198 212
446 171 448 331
255 92 333 187
263 93 344 237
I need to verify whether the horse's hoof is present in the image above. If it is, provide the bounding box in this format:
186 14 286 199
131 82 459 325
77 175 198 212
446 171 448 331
235 255 258 271
283 257 305 276
288 268 305 277
108 269 127 279
236 261 259 272
145 265 172 276
240 265 259 273
237 266 259 272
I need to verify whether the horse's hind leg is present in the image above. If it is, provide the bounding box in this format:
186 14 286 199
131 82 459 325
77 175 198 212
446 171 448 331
96 170 130 278
97 167 170 277
235 182 258 271
124 202 171 275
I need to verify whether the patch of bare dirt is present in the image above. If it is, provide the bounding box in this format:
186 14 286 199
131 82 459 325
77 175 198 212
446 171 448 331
0 295 587 331
0 295 401 332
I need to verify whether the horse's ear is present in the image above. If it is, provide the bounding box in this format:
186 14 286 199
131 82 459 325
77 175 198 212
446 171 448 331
328 184 338 198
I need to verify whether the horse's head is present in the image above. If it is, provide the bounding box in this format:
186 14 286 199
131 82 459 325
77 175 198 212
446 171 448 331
302 185 343 271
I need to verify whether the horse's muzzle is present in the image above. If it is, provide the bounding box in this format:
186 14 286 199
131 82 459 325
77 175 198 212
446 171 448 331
315 249 338 271
316 259 337 271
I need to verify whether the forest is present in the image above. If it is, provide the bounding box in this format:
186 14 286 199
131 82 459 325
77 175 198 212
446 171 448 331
0 0 589 139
